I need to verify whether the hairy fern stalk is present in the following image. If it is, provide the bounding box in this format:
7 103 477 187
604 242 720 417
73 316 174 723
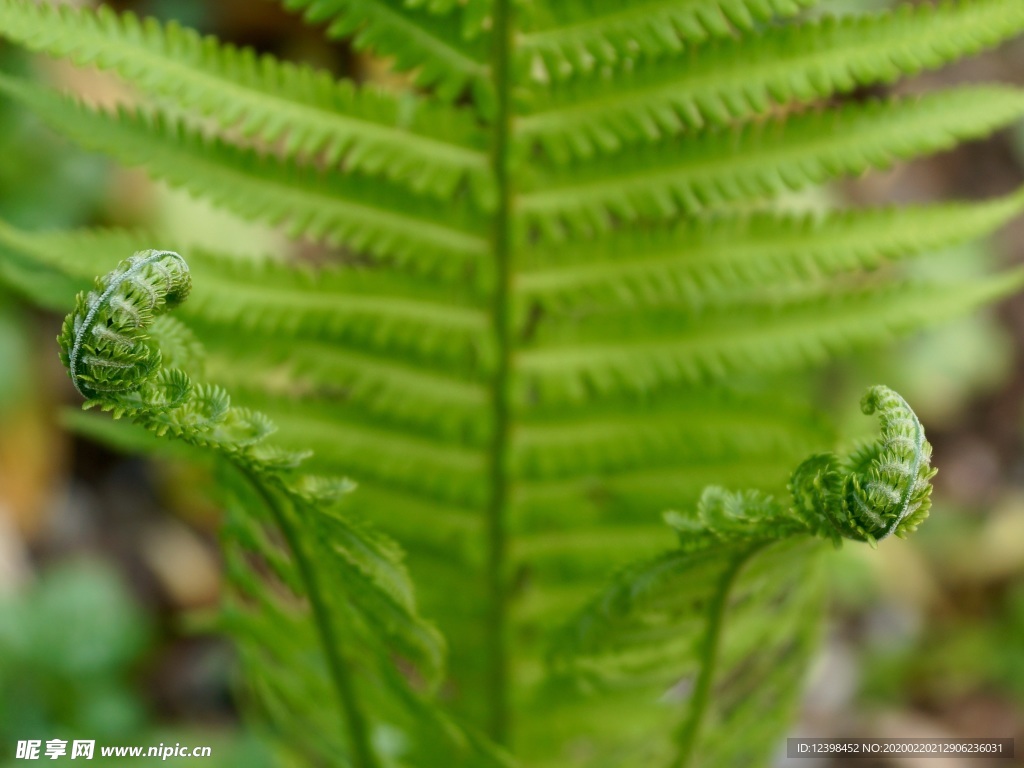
1 1 1023 765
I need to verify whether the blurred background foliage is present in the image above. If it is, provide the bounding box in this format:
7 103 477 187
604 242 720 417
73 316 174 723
0 1 1022 766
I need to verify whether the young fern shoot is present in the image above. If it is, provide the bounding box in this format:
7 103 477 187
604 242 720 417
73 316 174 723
550 386 935 767
789 387 935 547
57 251 508 768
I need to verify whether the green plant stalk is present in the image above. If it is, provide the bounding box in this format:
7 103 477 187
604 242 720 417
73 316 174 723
672 548 758 768
242 467 379 768
485 0 514 745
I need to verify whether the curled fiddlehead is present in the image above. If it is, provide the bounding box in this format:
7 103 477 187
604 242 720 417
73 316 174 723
61 250 188 397
789 385 935 546
662 385 935 549
58 249 276 449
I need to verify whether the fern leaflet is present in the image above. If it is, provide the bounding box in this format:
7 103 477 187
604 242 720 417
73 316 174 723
517 0 820 81
517 192 1024 312
520 88 1024 236
281 0 495 114
0 74 488 278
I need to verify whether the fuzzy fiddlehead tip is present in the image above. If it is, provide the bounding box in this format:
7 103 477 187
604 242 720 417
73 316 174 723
667 386 936 550
57 250 285 453
58 249 191 407
790 385 936 546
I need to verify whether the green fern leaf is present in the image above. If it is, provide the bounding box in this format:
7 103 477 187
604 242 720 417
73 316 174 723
550 386 934 766
19 228 492 368
183 262 494 372
520 87 1024 237
0 0 495 205
517 0 819 82
0 220 165 311
0 74 488 278
250 394 490 507
519 0 1024 160
204 336 491 442
511 389 830 481
517 191 1024 313
519 270 1024 404
280 0 495 115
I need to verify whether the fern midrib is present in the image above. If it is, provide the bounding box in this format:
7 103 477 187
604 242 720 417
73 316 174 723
484 0 514 744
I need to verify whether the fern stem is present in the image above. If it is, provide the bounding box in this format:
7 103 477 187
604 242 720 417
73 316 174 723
484 0 514 745
673 547 761 768
241 467 378 768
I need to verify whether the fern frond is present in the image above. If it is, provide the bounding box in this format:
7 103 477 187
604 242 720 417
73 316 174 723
518 271 1024 404
203 336 490 441
0 0 495 205
223 477 510 768
512 453 806 553
511 389 829 481
517 191 1024 313
516 0 819 82
351 482 486 566
244 394 490 508
523 541 820 766
57 249 444 659
518 0 1024 160
281 0 495 115
58 250 508 768
514 523 676 582
188 269 493 371
0 75 489 277
519 87 1024 237
549 386 934 765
